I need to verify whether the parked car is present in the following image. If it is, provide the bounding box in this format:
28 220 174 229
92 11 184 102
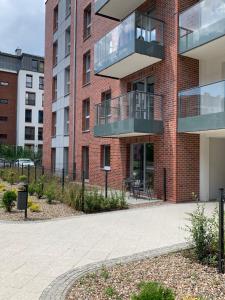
16 159 35 167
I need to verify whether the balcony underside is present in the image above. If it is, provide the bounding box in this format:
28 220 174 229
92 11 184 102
180 32 225 60
178 112 225 133
94 118 163 138
96 52 162 79
95 0 146 20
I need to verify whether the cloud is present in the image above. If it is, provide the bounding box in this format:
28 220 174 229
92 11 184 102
0 0 45 56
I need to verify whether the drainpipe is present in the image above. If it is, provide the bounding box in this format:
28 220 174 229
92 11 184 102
72 0 77 179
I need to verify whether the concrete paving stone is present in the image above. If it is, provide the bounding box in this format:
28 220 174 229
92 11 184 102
0 202 217 300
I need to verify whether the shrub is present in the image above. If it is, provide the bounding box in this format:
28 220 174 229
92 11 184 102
8 171 15 185
0 183 6 192
19 175 27 183
27 197 33 208
45 183 56 204
29 203 41 212
28 181 36 196
185 205 218 265
63 183 82 210
1 190 17 212
131 282 175 300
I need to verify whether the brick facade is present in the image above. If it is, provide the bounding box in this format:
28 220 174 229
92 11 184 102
0 71 17 145
44 0 201 202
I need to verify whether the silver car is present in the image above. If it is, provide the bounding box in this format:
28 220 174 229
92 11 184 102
16 159 35 167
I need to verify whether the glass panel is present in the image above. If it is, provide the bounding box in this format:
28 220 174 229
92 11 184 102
145 143 154 190
179 0 225 52
132 144 144 182
179 80 225 118
95 91 162 125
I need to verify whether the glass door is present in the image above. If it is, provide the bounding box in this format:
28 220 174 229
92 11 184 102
131 143 154 192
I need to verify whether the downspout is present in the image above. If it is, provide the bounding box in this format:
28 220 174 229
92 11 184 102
72 0 77 179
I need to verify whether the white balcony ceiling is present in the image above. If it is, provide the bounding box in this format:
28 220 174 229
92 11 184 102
98 53 161 79
99 0 145 20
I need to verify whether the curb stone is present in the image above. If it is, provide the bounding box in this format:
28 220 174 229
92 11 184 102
39 242 190 300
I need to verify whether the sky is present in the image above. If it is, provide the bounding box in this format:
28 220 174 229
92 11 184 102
0 0 45 56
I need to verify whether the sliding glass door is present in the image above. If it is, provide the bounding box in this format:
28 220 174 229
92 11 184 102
131 143 154 191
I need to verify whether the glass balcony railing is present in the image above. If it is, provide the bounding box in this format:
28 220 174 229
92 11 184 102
179 0 225 53
94 12 164 77
96 91 163 125
179 81 225 118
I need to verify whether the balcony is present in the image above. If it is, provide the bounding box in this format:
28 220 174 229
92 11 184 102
94 91 163 137
94 12 164 79
179 0 225 59
178 80 225 133
95 0 146 21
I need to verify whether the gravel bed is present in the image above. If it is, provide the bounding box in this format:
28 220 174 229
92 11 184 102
67 252 225 300
0 181 81 221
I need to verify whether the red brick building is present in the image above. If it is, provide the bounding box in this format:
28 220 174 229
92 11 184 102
44 0 225 202
0 71 18 145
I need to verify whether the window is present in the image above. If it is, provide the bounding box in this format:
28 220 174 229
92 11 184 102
25 92 36 106
64 107 69 135
51 148 56 172
53 41 58 66
82 146 89 180
84 4 92 39
65 67 70 95
53 5 58 31
63 147 69 175
38 110 43 124
0 81 8 86
42 94 44 107
38 144 43 153
32 60 38 72
65 27 71 56
0 134 7 140
25 126 35 140
25 109 32 123
0 116 8 122
39 61 44 73
38 127 43 141
101 145 110 168
39 77 44 90
52 76 57 101
26 75 33 88
101 90 111 117
0 99 8 104
83 51 91 84
66 0 71 17
52 112 57 137
82 98 90 131
25 144 34 151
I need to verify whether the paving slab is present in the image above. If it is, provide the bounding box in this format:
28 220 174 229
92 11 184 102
0 202 217 300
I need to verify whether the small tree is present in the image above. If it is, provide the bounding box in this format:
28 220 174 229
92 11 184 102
2 191 17 212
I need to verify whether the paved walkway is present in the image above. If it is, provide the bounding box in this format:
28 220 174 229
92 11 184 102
0 202 216 300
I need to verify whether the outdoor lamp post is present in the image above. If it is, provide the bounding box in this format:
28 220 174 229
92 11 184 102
103 166 111 198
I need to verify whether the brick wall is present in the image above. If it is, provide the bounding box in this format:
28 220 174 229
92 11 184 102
44 0 201 202
0 71 17 145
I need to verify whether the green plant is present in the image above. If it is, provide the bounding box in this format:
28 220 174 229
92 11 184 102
104 286 119 298
185 205 218 265
63 183 82 209
8 171 15 185
29 203 41 212
19 175 27 183
27 197 33 208
131 282 175 300
100 266 109 280
45 183 56 204
28 181 36 196
1 190 17 212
